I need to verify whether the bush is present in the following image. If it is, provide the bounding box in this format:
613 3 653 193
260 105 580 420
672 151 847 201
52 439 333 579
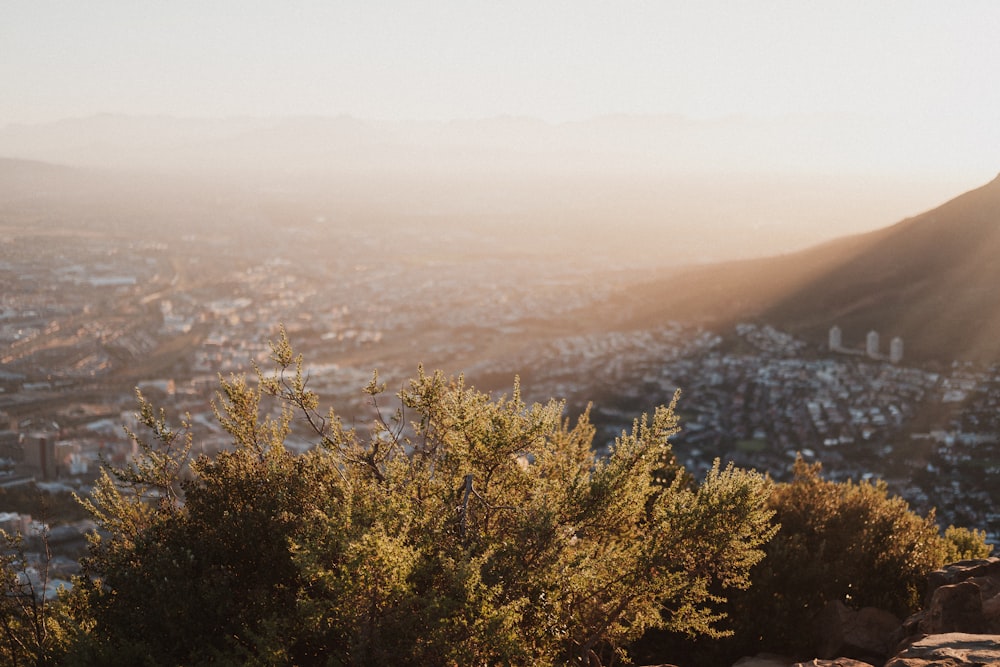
725 458 992 660
943 524 993 562
61 330 776 666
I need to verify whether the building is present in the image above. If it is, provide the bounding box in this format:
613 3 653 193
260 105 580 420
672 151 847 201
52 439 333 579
829 325 842 350
866 330 880 359
0 430 21 462
890 337 904 364
23 434 56 480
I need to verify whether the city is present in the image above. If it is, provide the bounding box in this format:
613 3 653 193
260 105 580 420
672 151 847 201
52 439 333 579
3 221 1000 603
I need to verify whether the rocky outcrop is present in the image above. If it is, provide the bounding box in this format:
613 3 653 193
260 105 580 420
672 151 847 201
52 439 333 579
891 557 1000 648
731 559 1000 667
902 558 1000 637
818 600 900 661
886 558 1000 666
883 633 1000 666
731 655 878 667
731 654 878 667
732 655 795 667
793 660 876 667
883 558 1000 666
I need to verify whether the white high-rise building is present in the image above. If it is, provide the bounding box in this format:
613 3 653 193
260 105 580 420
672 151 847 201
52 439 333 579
890 337 904 364
866 330 880 358
829 325 842 350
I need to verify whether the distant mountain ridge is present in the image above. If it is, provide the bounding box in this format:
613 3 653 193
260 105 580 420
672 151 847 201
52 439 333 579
627 173 1000 362
3 115 990 268
0 113 872 174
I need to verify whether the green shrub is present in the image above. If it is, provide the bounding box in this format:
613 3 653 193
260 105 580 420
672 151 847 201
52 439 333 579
943 524 993 562
61 331 775 666
726 458 991 660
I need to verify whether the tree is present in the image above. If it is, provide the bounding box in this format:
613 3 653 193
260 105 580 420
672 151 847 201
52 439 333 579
68 329 776 666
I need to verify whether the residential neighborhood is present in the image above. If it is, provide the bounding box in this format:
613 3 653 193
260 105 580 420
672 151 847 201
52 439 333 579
2 224 1000 581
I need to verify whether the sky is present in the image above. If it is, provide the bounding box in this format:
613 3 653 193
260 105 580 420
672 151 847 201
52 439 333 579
1 1 998 183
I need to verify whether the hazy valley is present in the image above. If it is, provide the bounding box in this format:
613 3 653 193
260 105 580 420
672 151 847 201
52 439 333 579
3 121 1000 566
5 3 1000 662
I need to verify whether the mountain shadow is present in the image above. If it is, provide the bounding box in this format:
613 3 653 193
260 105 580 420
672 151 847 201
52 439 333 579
622 173 1000 363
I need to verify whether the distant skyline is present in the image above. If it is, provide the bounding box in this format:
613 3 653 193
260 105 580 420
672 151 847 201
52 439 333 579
2 1 998 183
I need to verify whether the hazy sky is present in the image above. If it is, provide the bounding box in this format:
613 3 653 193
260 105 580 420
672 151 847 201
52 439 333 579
2 1 998 181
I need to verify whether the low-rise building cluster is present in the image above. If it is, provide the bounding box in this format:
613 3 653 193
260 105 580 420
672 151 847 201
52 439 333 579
3 228 1000 553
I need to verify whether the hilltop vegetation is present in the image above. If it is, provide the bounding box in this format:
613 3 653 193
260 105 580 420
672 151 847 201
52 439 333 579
0 332 989 666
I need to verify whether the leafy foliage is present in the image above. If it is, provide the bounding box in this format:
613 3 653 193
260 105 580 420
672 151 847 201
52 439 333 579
943 524 993 562
5 329 983 665
0 529 83 666
722 457 992 661
63 330 775 666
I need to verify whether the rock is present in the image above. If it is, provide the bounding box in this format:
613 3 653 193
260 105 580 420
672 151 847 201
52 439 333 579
922 581 985 634
883 632 1000 666
732 653 795 667
737 561 1000 667
897 558 1000 640
818 600 900 661
925 559 1000 596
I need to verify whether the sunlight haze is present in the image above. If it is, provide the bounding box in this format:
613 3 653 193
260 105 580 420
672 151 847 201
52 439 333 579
2 1 998 259
6 8 1000 637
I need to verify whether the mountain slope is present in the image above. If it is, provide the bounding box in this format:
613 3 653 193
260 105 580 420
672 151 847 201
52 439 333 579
624 173 1000 362
765 173 1000 360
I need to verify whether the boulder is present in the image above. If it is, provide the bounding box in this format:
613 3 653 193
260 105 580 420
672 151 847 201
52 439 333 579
897 557 1000 642
883 632 1000 666
732 654 795 667
923 580 986 634
926 559 1000 595
733 561 1000 667
818 600 901 661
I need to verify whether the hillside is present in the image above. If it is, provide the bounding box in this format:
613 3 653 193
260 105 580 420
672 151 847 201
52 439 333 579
624 173 1000 362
